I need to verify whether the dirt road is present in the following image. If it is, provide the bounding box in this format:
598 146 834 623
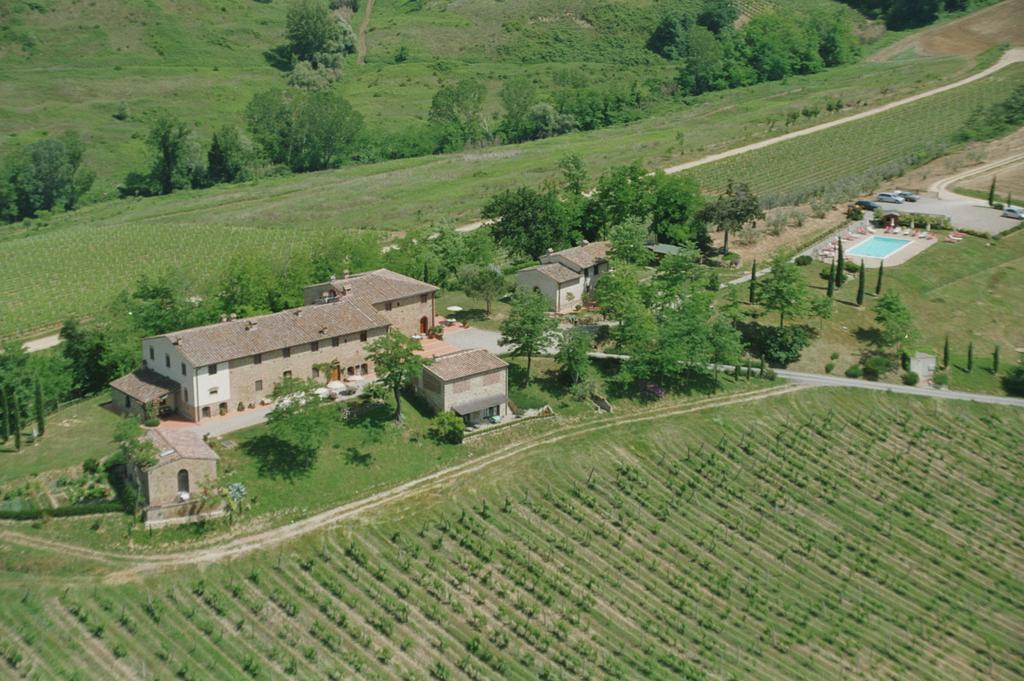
0 384 804 580
356 0 374 65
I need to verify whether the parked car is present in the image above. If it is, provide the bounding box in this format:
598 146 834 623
1002 206 1024 219
853 199 880 211
877 192 905 204
895 191 919 202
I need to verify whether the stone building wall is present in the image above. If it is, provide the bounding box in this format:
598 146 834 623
144 458 218 508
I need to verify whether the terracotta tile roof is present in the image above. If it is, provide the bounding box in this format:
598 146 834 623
324 268 438 303
424 349 508 382
541 241 610 270
145 428 219 470
110 368 180 403
150 298 388 366
517 262 580 284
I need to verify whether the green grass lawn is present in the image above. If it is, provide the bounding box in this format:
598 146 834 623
1 387 1021 679
435 289 511 332
0 395 120 486
786 229 1024 393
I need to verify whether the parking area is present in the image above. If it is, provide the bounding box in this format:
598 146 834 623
876 195 1020 235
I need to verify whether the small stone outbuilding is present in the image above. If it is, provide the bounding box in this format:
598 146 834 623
130 428 225 528
416 349 509 425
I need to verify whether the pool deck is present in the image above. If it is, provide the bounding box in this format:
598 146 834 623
813 222 937 268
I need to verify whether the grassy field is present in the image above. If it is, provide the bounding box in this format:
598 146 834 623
3 56 1013 339
788 229 1024 392
0 387 1021 679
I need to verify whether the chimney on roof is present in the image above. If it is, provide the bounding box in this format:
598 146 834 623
293 309 302 317
245 320 257 331
220 315 227 323
319 325 328 335
172 337 181 345
229 313 237 321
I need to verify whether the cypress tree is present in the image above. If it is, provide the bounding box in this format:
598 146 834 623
856 260 866 306
993 345 1000 374
11 391 21 451
835 240 845 288
875 260 884 296
0 385 8 444
749 260 757 304
745 357 752 380
988 176 996 206
826 260 835 298
967 341 974 373
1007 192 1013 209
33 379 45 438
758 356 765 377
942 335 950 370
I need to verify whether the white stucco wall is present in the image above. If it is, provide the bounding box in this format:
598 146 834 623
195 361 232 407
515 270 583 314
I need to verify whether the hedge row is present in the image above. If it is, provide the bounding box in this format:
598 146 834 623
0 501 124 521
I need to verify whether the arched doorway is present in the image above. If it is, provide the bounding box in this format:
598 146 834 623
419 316 429 334
177 469 190 495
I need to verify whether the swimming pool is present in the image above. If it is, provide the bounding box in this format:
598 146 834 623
846 236 913 259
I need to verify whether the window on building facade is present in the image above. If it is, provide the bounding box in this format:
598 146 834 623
149 347 155 360
255 380 263 392
165 354 170 368
312 366 319 378
125 395 131 409
420 294 428 304
254 353 262 365
208 363 218 375
184 389 189 402
385 302 392 311
181 363 187 376
331 336 340 347
311 341 319 352
283 370 292 378
209 387 218 395
283 347 291 358
360 331 367 342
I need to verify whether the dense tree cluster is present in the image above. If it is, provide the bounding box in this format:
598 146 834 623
0 132 94 222
649 0 860 96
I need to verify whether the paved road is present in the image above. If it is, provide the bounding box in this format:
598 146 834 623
879 196 1020 235
21 334 62 353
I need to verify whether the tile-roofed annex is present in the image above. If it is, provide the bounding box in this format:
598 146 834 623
541 241 610 271
110 368 181 403
145 428 219 470
519 262 580 284
423 349 508 382
149 298 388 366
322 269 438 304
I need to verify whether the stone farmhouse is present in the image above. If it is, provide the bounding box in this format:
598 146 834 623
416 349 509 425
110 269 437 423
515 241 610 313
128 428 224 529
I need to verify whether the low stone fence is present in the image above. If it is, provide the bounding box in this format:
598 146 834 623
145 498 227 529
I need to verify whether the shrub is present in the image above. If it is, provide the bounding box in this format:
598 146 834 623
825 362 835 374
428 411 465 444
794 255 813 266
830 352 840 360
862 354 894 381
845 364 862 378
754 324 816 366
933 372 949 386
1002 365 1024 396
902 371 919 386
900 351 910 371
143 416 160 427
82 458 100 475
843 260 860 273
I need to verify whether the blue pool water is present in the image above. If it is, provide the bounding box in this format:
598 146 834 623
846 236 912 259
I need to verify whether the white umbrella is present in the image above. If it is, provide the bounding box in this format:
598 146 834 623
446 305 464 312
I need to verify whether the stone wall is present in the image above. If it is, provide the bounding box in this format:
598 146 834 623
373 293 435 336
144 458 218 508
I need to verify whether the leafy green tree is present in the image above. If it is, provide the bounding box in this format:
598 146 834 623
647 10 697 60
556 328 593 386
749 260 757 304
260 377 334 474
885 0 939 30
428 411 465 444
608 218 652 266
856 260 866 306
698 0 738 34
207 126 257 184
0 384 8 444
700 180 762 253
558 154 588 196
584 164 655 240
874 291 915 354
145 115 206 195
10 389 20 451
32 378 44 437
500 290 558 384
710 316 743 385
113 417 158 471
648 172 706 248
875 260 884 295
429 79 488 151
365 332 429 422
1002 363 1024 397
3 132 94 221
482 187 571 259
246 89 363 172
759 252 809 328
458 265 507 316
499 77 538 143
595 266 652 350
286 0 355 64
811 295 833 330
677 25 729 95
